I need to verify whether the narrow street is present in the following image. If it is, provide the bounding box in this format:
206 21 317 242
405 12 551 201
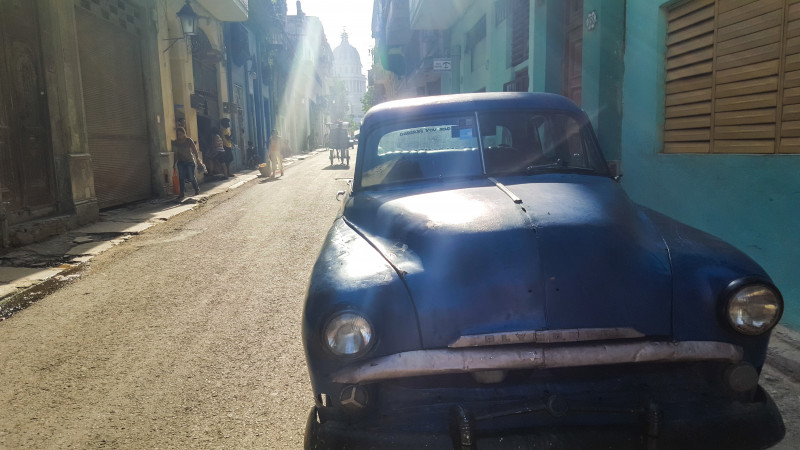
0 151 353 448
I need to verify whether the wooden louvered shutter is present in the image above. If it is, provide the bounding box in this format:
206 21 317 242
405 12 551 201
664 0 715 154
510 0 529 67
781 0 800 152
665 0 800 154
714 0 782 153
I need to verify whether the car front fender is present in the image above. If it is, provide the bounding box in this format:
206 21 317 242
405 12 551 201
303 218 422 399
642 207 775 367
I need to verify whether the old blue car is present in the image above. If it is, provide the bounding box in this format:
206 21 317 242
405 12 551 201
302 92 785 449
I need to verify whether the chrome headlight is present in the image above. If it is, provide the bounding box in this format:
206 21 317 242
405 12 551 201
324 313 373 357
723 281 783 336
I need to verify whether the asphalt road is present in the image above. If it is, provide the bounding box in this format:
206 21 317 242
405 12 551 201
0 149 797 448
0 150 353 448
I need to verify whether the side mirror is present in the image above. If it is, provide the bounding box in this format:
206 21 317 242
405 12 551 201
607 160 623 182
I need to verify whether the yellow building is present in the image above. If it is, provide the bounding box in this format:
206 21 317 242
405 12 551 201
0 0 248 247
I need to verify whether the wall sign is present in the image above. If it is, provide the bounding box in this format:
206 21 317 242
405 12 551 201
433 58 452 72
585 10 598 31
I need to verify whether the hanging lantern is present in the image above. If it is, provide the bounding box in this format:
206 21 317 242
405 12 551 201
177 0 199 37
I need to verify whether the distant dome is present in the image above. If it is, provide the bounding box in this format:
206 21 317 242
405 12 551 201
331 30 366 122
333 31 361 70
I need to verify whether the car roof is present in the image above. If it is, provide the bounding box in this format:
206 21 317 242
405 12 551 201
361 92 583 131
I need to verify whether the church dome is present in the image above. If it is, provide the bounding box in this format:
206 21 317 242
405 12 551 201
333 32 361 70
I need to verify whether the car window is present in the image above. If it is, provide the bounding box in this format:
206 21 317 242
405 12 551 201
478 111 606 175
482 126 513 148
362 115 483 187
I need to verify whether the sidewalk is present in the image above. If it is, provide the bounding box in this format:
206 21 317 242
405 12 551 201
0 150 327 319
0 166 263 318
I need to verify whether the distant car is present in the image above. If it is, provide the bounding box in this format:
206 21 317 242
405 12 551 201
302 93 785 449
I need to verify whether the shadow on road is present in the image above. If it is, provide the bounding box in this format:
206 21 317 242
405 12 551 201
322 165 351 171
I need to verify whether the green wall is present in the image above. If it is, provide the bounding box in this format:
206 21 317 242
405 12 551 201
581 0 625 161
621 0 800 329
531 0 624 162
450 2 518 93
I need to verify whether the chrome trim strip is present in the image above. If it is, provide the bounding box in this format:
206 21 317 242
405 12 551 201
488 177 523 204
449 327 645 348
332 341 743 384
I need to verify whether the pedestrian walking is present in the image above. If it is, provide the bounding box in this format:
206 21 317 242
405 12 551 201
177 117 206 174
172 127 201 200
209 128 231 178
220 118 235 178
267 133 285 178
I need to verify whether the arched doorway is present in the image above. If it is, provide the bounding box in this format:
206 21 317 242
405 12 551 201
191 30 221 157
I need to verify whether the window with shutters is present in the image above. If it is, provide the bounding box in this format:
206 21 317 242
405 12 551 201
503 67 529 92
665 0 800 154
510 0 530 67
466 15 486 73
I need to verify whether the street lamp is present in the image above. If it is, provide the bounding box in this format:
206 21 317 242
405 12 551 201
163 0 201 53
176 0 199 36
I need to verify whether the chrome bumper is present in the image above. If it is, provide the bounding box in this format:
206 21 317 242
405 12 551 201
332 341 743 384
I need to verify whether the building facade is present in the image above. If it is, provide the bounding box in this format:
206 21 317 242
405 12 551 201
0 0 298 248
372 0 800 330
284 2 333 152
332 32 367 124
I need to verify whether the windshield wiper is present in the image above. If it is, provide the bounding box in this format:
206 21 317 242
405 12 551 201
524 160 597 174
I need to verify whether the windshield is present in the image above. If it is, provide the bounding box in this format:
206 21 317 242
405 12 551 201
360 111 607 188
361 115 483 187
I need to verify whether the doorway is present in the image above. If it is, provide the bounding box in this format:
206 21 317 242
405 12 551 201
192 30 221 155
0 0 56 221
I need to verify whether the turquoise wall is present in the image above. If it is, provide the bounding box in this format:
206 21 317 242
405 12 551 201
531 0 564 95
450 2 518 94
621 0 800 329
532 0 625 161
581 0 625 161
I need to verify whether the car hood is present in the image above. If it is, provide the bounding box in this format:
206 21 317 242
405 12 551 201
344 175 673 349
